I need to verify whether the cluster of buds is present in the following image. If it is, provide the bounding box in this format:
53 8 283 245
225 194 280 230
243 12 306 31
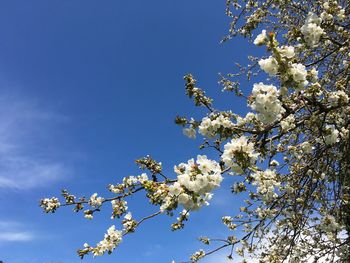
135 156 162 177
111 199 128 219
222 216 237 230
122 212 137 233
109 173 149 194
171 209 189 231
190 249 206 262
61 189 76 204
184 74 213 108
40 197 60 213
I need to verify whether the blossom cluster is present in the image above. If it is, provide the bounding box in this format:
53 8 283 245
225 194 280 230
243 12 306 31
222 136 258 174
327 90 349 107
162 155 223 211
323 125 339 145
40 197 60 213
111 199 128 219
89 193 104 207
300 12 325 47
108 173 149 194
79 225 123 258
258 56 278 76
319 214 342 235
251 169 280 203
250 82 285 124
222 216 237 230
190 249 205 262
289 63 308 87
280 114 295 132
122 212 137 233
198 113 234 138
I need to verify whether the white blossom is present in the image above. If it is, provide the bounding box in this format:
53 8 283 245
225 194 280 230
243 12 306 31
198 113 234 138
300 12 325 46
327 90 349 106
258 56 279 76
91 225 123 256
280 114 295 131
289 63 308 87
254 29 267 45
252 169 280 203
183 127 196 139
89 193 104 207
250 82 285 124
320 214 342 233
324 125 339 145
310 68 318 82
222 136 258 174
277 46 295 58
300 141 313 154
171 155 222 210
190 249 206 262
40 197 60 213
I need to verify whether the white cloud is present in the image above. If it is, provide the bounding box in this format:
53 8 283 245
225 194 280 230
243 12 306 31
0 232 33 242
0 94 69 190
0 220 34 242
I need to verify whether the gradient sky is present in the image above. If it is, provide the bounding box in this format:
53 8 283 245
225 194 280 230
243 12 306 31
0 1 259 262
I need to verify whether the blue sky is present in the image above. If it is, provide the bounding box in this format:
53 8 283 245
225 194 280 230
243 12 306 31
0 1 256 262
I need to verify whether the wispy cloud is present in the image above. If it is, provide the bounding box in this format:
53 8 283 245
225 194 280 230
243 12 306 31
0 94 69 190
0 220 34 242
0 232 33 242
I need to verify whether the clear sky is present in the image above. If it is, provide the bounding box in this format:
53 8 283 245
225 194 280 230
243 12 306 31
0 1 256 262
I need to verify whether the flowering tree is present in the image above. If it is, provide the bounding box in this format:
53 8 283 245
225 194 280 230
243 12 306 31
41 1 350 262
